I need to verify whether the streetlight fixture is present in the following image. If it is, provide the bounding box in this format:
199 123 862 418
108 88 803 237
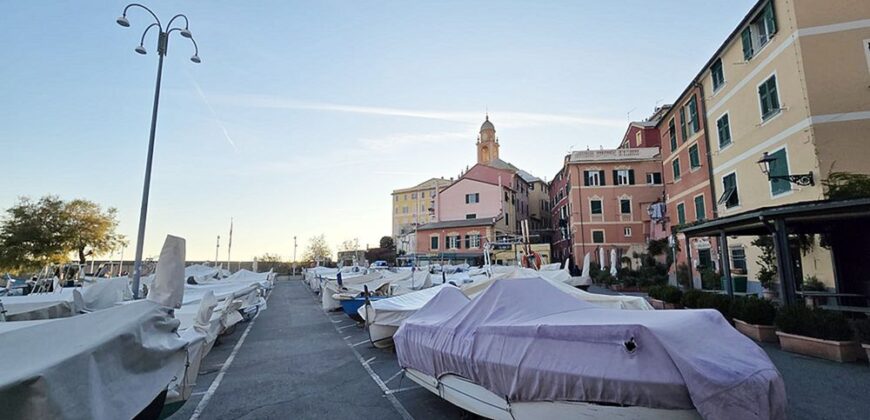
756 152 814 186
117 4 201 298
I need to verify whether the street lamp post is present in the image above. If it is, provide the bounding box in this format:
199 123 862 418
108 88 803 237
117 4 201 298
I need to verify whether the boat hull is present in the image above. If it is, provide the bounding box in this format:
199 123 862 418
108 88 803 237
403 368 701 420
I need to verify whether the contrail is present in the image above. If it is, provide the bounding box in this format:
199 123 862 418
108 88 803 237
187 71 238 151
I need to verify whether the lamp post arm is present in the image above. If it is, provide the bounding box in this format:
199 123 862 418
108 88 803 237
139 23 159 46
167 14 189 30
123 3 162 30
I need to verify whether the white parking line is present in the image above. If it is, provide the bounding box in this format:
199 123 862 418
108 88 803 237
385 385 420 395
383 370 404 385
337 323 357 330
352 340 370 347
363 356 376 365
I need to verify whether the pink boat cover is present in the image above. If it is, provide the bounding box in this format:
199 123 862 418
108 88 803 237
394 278 786 420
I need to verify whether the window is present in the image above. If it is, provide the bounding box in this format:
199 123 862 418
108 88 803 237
504 191 509 202
465 193 480 204
718 173 740 208
465 234 481 249
731 247 747 272
584 170 604 186
635 131 642 146
402 206 409 214
668 119 677 151
686 95 700 135
465 213 476 219
430 190 436 197
394 207 399 214
758 74 781 120
742 1 777 60
447 235 461 249
592 230 605 244
505 213 509 226
614 169 635 185
717 114 732 148
676 203 686 225
694 195 706 221
768 148 792 196
620 198 631 214
679 107 688 141
672 158 681 181
647 172 662 185
590 199 603 215
711 58 725 91
403 194 407 200
394 195 398 202
430 236 439 250
411 192 417 199
624 227 632 237
689 144 701 169
529 183 535 191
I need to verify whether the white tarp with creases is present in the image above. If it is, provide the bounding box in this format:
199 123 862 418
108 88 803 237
2 276 133 321
0 300 187 420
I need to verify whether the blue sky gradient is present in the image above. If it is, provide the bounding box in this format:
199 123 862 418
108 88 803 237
0 1 756 260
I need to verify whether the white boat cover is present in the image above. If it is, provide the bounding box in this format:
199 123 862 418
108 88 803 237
394 278 786 420
2 277 133 321
147 235 186 309
0 300 187 420
358 284 455 326
184 264 225 283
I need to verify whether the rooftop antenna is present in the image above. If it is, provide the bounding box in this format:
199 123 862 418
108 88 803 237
626 107 637 121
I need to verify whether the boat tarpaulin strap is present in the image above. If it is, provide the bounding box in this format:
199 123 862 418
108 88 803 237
394 278 786 420
0 300 187 420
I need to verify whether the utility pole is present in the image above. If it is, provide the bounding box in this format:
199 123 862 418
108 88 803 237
292 235 298 276
227 218 233 273
215 235 220 267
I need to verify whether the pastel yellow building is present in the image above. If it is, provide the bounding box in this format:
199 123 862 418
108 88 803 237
696 0 870 290
391 178 452 254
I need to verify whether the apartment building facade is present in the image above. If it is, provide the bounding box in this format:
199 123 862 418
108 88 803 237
563 148 665 266
391 177 452 255
693 0 870 290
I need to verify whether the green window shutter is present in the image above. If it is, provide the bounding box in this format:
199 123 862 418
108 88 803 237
717 115 731 147
628 169 635 185
464 235 470 248
712 59 724 90
689 145 700 168
456 235 462 249
759 82 770 117
612 170 619 185
765 1 777 35
669 120 677 151
695 195 706 221
769 148 792 195
584 171 590 186
677 204 686 225
767 77 779 111
689 96 700 132
672 159 681 180
679 107 688 141
741 27 754 60
599 170 606 186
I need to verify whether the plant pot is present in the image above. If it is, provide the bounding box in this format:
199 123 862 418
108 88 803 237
762 288 777 300
734 319 778 343
648 298 665 310
776 331 862 362
664 302 683 310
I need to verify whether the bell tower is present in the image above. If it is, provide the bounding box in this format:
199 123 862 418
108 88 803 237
476 114 499 164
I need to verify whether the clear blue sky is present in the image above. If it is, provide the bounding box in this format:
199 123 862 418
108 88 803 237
0 1 756 260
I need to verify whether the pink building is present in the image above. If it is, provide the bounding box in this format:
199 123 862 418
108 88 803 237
557 147 665 267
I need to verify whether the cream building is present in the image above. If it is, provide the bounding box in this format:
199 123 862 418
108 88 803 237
697 0 870 290
392 178 452 254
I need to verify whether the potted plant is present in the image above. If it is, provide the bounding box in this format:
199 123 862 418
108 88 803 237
775 304 862 362
851 318 870 364
660 285 683 309
801 275 827 306
733 296 778 343
646 285 665 309
752 236 778 300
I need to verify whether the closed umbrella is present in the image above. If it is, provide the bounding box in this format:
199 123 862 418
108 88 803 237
610 249 618 277
598 247 605 269
580 253 591 279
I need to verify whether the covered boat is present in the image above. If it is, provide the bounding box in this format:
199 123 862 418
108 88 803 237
394 278 785 420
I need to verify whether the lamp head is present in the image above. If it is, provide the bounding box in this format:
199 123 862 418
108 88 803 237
135 45 147 55
116 16 130 27
190 55 201 63
756 152 776 176
180 28 193 38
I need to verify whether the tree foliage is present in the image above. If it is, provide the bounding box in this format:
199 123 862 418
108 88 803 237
365 236 397 265
0 196 121 273
302 234 332 265
823 172 870 200
338 238 360 252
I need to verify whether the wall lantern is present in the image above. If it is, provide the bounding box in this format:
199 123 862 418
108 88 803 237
756 152 815 186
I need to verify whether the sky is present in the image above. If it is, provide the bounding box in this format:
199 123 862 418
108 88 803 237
0 0 757 261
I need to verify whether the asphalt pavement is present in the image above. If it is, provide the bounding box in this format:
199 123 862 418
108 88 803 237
167 276 870 420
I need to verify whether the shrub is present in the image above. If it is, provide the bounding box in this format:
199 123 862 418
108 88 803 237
775 304 854 341
851 318 870 344
801 276 826 292
735 296 777 326
681 289 705 309
696 292 735 320
701 269 722 290
676 263 691 289
660 285 683 305
647 285 663 300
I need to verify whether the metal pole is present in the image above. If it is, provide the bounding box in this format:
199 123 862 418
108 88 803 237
131 37 166 299
293 235 297 276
